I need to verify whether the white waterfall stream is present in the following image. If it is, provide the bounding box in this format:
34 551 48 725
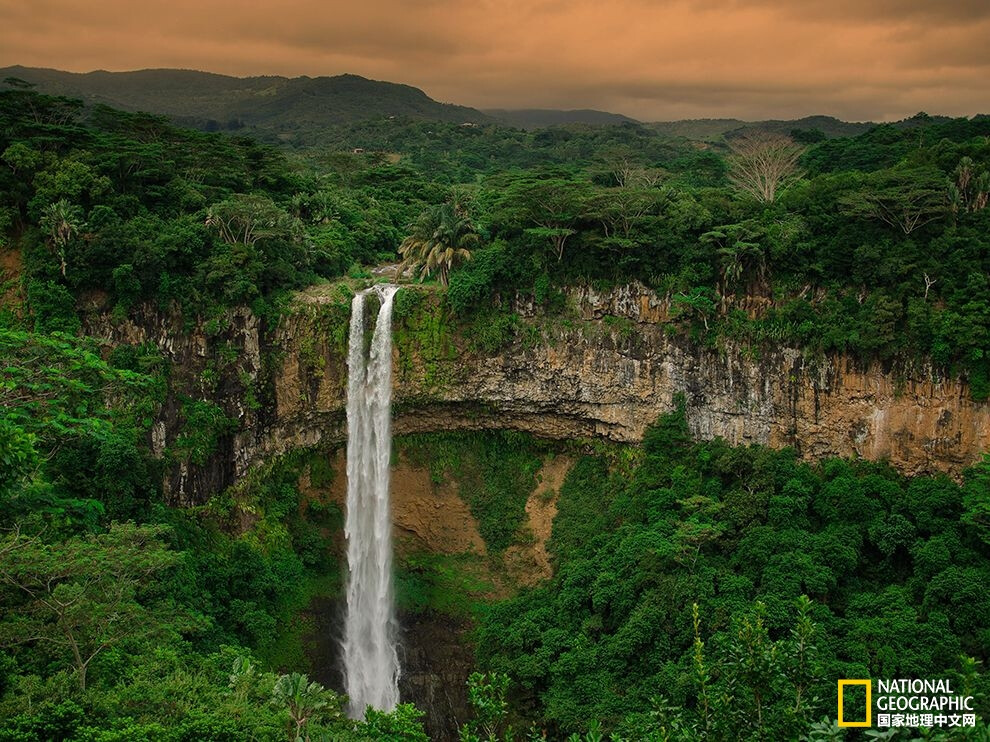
342 285 401 718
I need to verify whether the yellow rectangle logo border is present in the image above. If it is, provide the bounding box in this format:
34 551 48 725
838 679 872 727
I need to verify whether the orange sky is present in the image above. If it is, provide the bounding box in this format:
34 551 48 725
1 0 988 121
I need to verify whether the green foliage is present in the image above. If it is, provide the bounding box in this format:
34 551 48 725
465 308 520 354
0 328 155 441
0 644 428 742
398 432 545 553
25 280 80 334
6 78 990 741
477 410 990 737
395 552 492 618
399 201 479 287
353 704 430 741
307 452 336 490
446 241 518 316
546 455 614 564
392 285 425 321
672 287 718 332
0 328 163 529
272 672 333 741
0 523 192 690
837 165 947 235
173 397 237 466
963 455 990 545
391 288 457 388
0 89 409 320
626 597 822 741
0 418 38 500
460 672 511 742
6 87 990 378
423 117 990 390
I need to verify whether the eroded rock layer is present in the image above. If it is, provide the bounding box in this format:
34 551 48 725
86 283 990 505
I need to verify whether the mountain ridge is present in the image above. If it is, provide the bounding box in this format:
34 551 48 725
0 65 492 137
1 65 950 143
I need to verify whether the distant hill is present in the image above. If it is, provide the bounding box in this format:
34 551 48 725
0 66 492 143
647 118 751 140
649 115 873 141
485 108 640 129
3 66 946 148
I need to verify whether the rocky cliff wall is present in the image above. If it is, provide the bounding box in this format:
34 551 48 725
85 282 990 505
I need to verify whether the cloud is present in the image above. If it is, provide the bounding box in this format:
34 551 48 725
1 0 987 121
700 0 990 24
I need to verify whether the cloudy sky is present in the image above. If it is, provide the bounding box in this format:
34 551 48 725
1 0 988 121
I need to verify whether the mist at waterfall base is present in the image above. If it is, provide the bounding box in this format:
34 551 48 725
342 285 401 719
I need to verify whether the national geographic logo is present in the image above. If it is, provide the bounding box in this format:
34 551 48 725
837 680 871 727
838 679 977 729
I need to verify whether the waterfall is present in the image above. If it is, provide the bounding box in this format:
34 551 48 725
343 284 401 718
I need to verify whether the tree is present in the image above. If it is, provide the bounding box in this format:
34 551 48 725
202 193 307 301
272 672 336 742
726 132 804 204
0 522 188 690
204 193 299 248
0 420 37 502
0 328 156 452
497 176 591 262
356 704 430 741
948 156 990 214
398 202 479 286
39 198 82 277
598 150 667 188
586 186 671 247
2 141 44 176
672 287 718 331
701 220 768 295
647 599 821 740
460 672 510 742
963 455 990 545
839 166 946 235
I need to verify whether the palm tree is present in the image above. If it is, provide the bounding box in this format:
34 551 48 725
39 199 82 277
398 202 478 287
950 157 990 214
272 672 330 742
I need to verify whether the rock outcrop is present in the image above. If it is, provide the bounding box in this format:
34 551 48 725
86 282 990 505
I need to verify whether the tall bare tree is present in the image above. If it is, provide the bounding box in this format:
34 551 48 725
726 132 804 204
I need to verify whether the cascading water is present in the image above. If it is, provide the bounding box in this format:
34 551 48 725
343 284 401 718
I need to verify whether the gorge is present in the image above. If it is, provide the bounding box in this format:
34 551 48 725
78 279 990 739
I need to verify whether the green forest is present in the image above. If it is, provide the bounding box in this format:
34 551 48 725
2 80 990 740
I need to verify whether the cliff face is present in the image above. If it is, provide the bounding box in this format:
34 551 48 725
86 283 990 505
